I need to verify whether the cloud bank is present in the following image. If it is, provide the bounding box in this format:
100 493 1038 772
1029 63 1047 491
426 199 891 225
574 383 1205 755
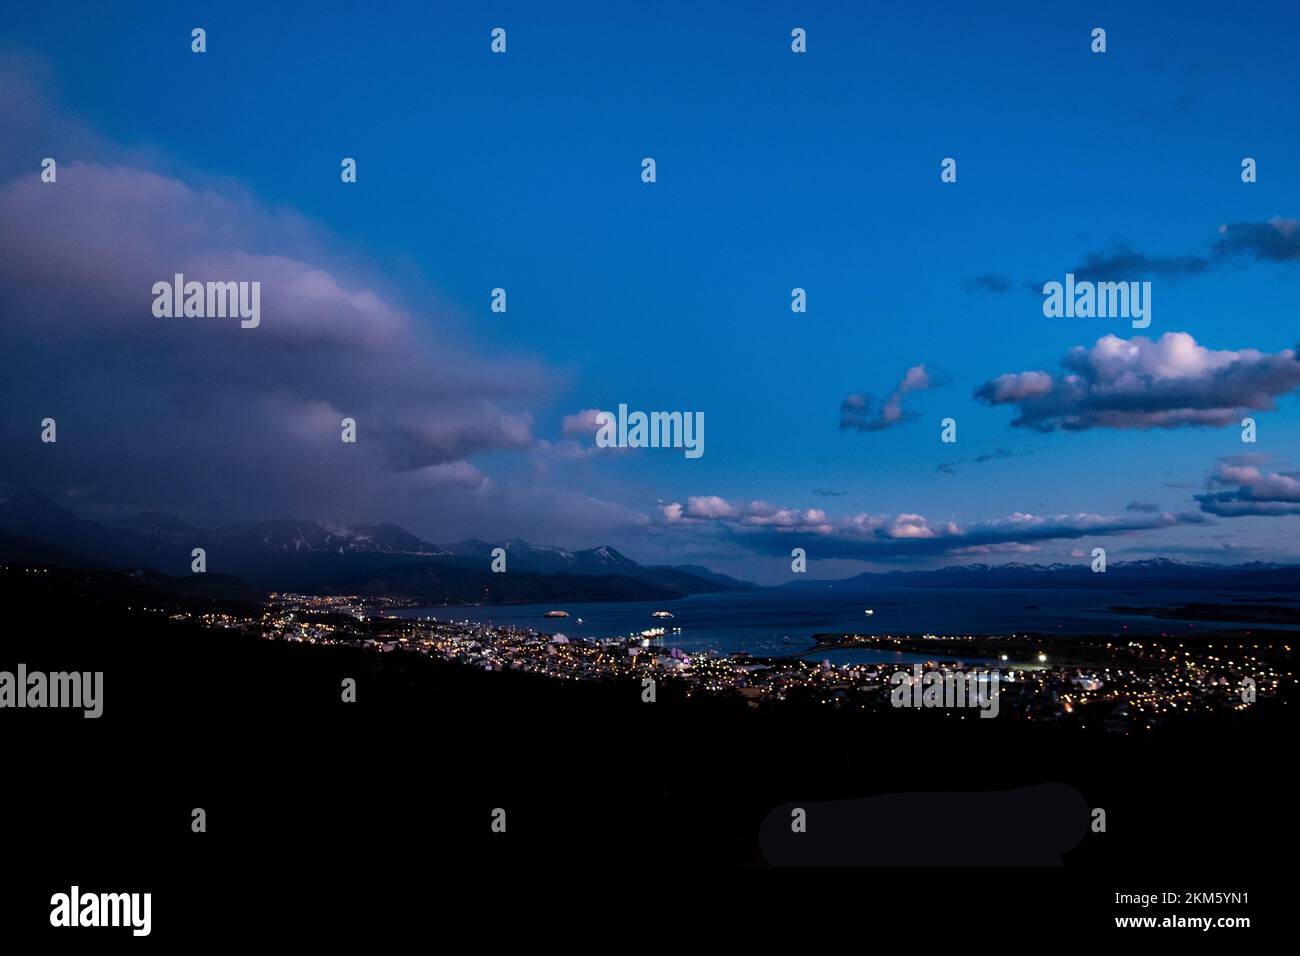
656 494 1201 559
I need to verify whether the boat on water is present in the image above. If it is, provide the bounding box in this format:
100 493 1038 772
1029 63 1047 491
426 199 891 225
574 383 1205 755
544 610 570 618
651 610 674 619
863 609 875 616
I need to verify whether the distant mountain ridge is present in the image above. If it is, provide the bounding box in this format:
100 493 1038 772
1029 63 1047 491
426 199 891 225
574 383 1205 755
440 538 640 575
783 557 1300 592
0 492 755 601
3 492 1296 600
434 537 755 591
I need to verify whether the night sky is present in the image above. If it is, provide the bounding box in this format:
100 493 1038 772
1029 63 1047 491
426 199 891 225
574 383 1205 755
2 1 1299 583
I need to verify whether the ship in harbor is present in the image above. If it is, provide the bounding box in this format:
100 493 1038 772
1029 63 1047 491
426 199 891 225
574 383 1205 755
544 610 570 618
651 610 674 619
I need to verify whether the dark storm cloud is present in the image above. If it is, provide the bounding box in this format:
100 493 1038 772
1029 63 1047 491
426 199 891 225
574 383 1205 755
0 158 550 521
0 66 671 549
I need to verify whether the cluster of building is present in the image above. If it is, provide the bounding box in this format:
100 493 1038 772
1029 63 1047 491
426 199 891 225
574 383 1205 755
802 632 1289 730
173 594 1290 733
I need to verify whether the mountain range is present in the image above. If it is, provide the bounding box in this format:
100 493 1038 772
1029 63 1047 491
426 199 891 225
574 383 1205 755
2 492 1297 602
782 558 1300 592
0 491 756 603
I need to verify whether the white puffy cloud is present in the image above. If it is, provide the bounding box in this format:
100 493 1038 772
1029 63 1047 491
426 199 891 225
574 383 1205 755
977 333 1300 430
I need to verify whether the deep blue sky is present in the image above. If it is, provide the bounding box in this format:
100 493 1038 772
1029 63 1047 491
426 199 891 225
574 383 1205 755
2 1 1299 581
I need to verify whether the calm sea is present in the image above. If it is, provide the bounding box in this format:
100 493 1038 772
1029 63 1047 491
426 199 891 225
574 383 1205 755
388 586 1298 659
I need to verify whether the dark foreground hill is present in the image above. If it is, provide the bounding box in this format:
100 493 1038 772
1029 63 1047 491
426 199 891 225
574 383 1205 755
1 563 1295 938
